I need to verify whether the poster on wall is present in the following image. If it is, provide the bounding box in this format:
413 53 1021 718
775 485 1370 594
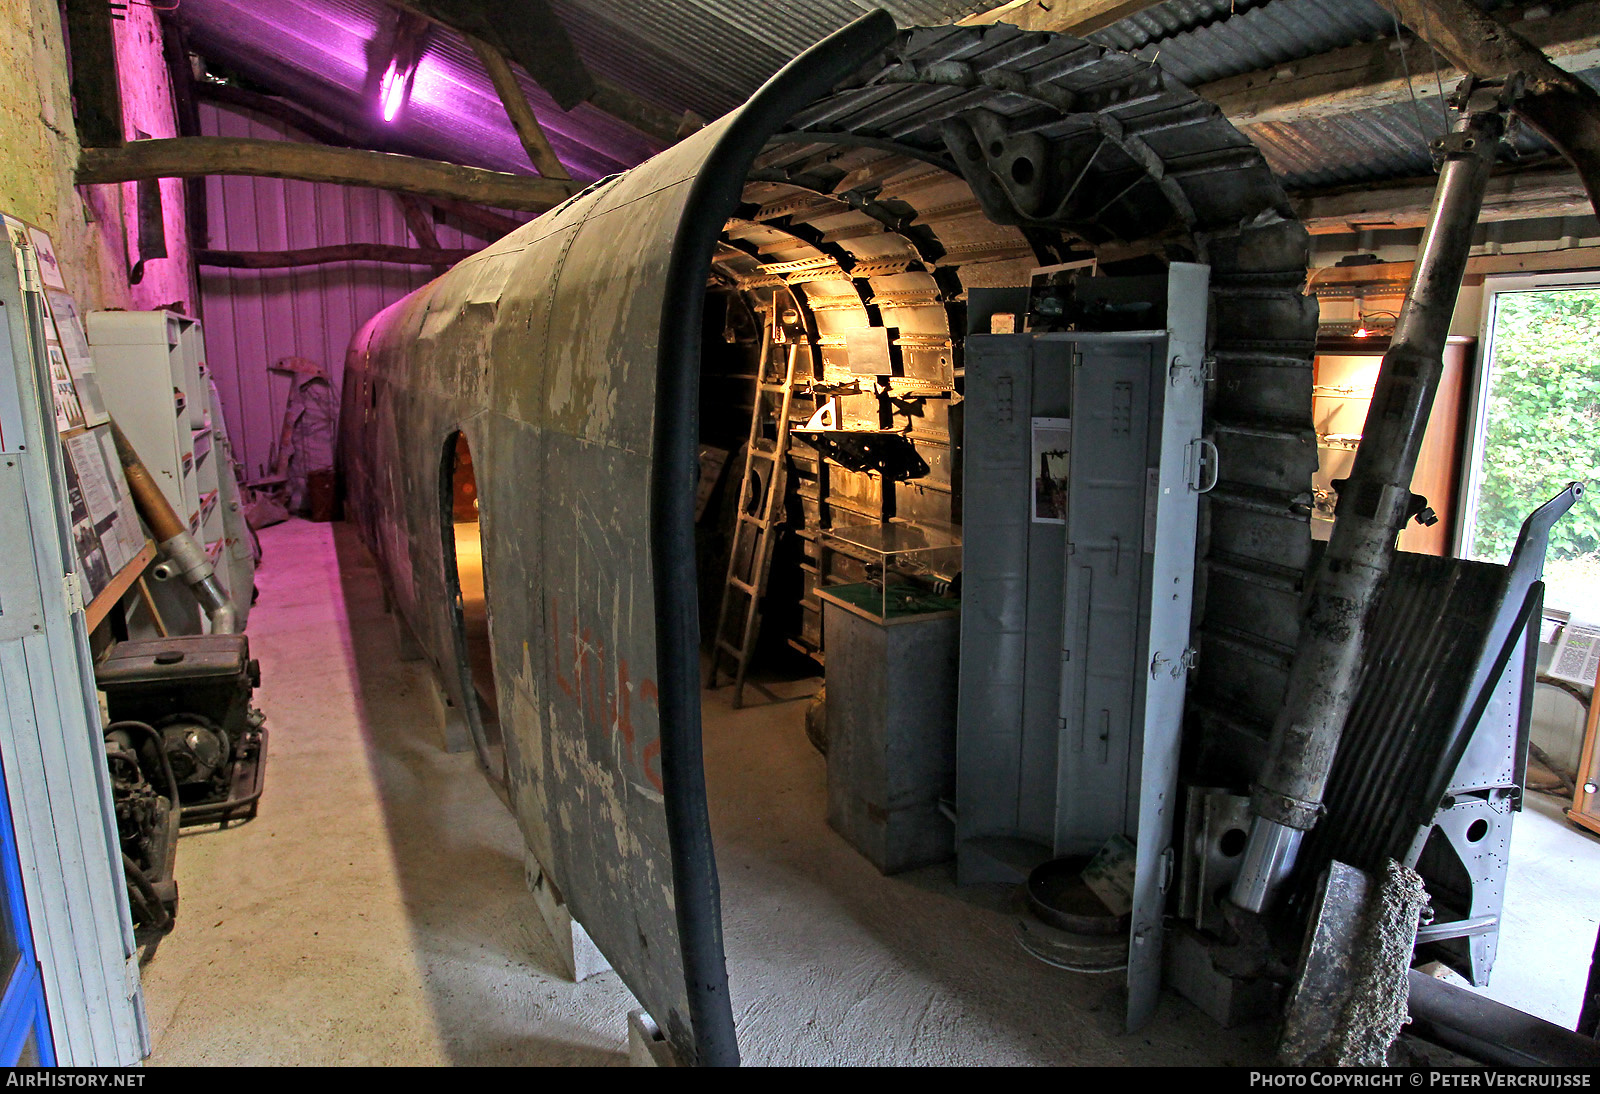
64 425 143 576
1031 416 1072 525
47 345 84 433
61 442 113 599
0 215 33 295
96 426 146 567
27 226 66 292
45 290 108 426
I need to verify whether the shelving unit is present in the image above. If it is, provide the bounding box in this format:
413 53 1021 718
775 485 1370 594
88 311 253 630
89 312 200 529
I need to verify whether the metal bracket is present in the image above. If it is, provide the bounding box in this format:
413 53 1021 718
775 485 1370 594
1169 355 1204 387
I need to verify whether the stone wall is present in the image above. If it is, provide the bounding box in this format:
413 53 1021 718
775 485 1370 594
0 0 194 314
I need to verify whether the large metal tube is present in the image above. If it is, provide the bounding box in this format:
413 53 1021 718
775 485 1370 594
108 419 237 634
1405 969 1600 1066
1232 103 1506 912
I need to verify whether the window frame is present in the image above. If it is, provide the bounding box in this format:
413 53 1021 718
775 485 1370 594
1455 269 1600 565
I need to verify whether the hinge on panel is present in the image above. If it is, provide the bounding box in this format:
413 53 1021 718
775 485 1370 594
62 572 83 616
1159 847 1175 894
16 242 41 293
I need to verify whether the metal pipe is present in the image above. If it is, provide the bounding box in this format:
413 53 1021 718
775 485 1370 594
1405 968 1600 1066
1231 100 1507 912
108 419 238 634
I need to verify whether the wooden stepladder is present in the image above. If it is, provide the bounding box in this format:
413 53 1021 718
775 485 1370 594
708 323 799 708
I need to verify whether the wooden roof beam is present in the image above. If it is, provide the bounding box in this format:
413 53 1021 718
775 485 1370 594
197 243 478 269
466 34 570 181
1198 1 1600 129
1292 163 1589 234
191 82 533 239
1387 0 1600 219
1309 245 1600 292
388 0 699 146
78 137 575 212
958 0 1158 36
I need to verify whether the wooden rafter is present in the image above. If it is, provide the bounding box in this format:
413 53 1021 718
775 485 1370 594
387 0 698 145
466 34 570 181
1387 0 1600 218
64 0 122 148
959 0 1155 35
395 193 450 275
1292 163 1589 235
395 0 595 110
196 244 477 269
159 16 208 251
192 82 528 240
78 137 575 213
1199 1 1600 129
1308 246 1600 293
590 79 705 144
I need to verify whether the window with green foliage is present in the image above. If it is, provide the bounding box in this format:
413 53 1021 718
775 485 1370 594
1468 286 1600 613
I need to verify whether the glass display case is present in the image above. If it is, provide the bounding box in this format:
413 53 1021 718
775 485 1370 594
816 519 962 622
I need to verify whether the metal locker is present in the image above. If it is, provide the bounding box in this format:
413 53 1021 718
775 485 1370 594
956 263 1210 1031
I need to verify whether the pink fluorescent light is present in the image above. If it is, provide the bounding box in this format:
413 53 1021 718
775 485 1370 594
379 59 407 122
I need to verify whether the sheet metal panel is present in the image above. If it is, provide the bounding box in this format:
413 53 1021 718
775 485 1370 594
343 127 722 1066
955 336 1035 862
341 14 902 1064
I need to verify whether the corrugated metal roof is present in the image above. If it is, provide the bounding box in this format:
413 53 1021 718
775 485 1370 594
1251 93 1563 189
179 0 1008 182
176 0 1587 202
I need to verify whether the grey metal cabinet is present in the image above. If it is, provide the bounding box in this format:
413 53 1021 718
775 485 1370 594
957 263 1209 1032
822 599 959 874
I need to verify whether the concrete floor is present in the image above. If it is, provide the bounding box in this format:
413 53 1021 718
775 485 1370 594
140 519 638 1065
1465 790 1600 1029
138 518 1599 1065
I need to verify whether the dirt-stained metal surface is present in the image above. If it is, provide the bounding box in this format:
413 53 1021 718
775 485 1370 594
341 14 1319 1065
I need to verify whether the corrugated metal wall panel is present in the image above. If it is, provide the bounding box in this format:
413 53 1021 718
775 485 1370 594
197 101 475 481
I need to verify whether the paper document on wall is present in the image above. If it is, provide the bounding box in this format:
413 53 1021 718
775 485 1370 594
97 426 145 567
64 425 143 576
26 226 65 291
1549 617 1600 688
46 290 108 426
48 344 84 433
1031 417 1071 525
62 440 112 599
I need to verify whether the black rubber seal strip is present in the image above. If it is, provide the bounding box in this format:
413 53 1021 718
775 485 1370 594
651 8 898 1068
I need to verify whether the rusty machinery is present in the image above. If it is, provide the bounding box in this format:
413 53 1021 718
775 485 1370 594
95 425 265 946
